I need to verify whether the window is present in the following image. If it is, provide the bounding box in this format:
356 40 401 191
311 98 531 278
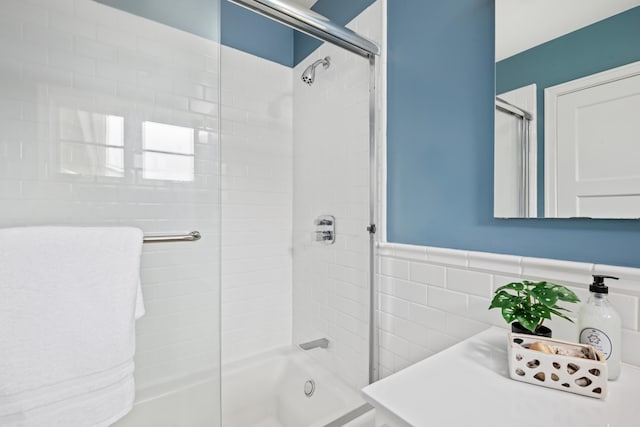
57 108 124 177
142 121 195 182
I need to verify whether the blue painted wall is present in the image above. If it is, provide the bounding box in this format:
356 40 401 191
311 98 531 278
293 0 376 65
221 1 293 66
496 7 640 217
387 0 640 268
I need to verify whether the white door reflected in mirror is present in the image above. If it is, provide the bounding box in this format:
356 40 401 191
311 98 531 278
545 62 640 218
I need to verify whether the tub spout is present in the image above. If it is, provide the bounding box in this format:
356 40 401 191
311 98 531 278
299 338 329 350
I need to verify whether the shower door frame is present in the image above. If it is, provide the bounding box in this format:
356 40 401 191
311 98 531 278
368 54 379 384
229 0 381 385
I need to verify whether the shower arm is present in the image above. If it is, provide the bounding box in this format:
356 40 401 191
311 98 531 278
310 58 330 70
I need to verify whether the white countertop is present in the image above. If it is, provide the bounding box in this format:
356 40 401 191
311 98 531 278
362 327 640 427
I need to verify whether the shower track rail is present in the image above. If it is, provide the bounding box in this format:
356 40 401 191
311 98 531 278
228 0 379 58
143 231 201 243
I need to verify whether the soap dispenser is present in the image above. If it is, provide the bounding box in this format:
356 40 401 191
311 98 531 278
578 275 621 380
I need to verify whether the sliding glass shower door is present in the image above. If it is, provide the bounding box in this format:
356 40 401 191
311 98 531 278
0 1 221 425
220 1 381 426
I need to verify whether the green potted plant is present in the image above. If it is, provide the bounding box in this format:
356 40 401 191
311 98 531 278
489 280 580 337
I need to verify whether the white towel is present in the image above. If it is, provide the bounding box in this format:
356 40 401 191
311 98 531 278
0 226 145 427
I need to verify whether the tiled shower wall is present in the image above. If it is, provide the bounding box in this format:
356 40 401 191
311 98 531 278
292 1 382 390
0 0 294 377
0 1 220 423
377 243 640 378
220 45 293 363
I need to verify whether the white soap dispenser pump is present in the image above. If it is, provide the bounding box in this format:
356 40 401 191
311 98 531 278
578 275 621 380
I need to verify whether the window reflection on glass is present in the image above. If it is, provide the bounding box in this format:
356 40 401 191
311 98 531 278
57 108 124 177
142 121 195 182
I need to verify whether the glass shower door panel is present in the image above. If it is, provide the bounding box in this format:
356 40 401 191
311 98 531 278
293 43 372 411
0 1 221 426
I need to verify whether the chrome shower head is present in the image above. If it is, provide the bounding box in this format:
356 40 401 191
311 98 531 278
301 56 331 86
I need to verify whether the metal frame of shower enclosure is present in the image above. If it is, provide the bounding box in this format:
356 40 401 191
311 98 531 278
228 0 379 58
229 0 381 387
496 97 534 218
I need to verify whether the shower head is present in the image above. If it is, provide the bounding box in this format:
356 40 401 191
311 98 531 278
301 56 331 86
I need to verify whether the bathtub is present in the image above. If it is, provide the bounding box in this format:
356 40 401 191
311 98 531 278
222 346 375 427
113 371 220 427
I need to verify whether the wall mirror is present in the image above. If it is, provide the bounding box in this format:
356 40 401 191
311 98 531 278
494 0 640 219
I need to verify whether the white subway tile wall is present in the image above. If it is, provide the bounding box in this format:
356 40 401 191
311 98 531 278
0 1 221 424
377 243 640 378
220 45 293 363
292 1 382 390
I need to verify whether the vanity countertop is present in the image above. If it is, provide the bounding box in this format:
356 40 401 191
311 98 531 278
362 327 640 427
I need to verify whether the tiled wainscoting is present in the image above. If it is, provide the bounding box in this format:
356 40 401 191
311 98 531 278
377 243 640 378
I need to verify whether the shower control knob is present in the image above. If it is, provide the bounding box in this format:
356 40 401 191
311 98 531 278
314 215 335 245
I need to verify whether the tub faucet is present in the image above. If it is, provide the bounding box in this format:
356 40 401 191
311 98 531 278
299 338 329 350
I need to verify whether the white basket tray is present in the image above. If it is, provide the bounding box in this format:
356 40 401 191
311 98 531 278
507 332 607 399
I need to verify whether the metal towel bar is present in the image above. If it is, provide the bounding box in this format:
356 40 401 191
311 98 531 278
143 231 201 243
